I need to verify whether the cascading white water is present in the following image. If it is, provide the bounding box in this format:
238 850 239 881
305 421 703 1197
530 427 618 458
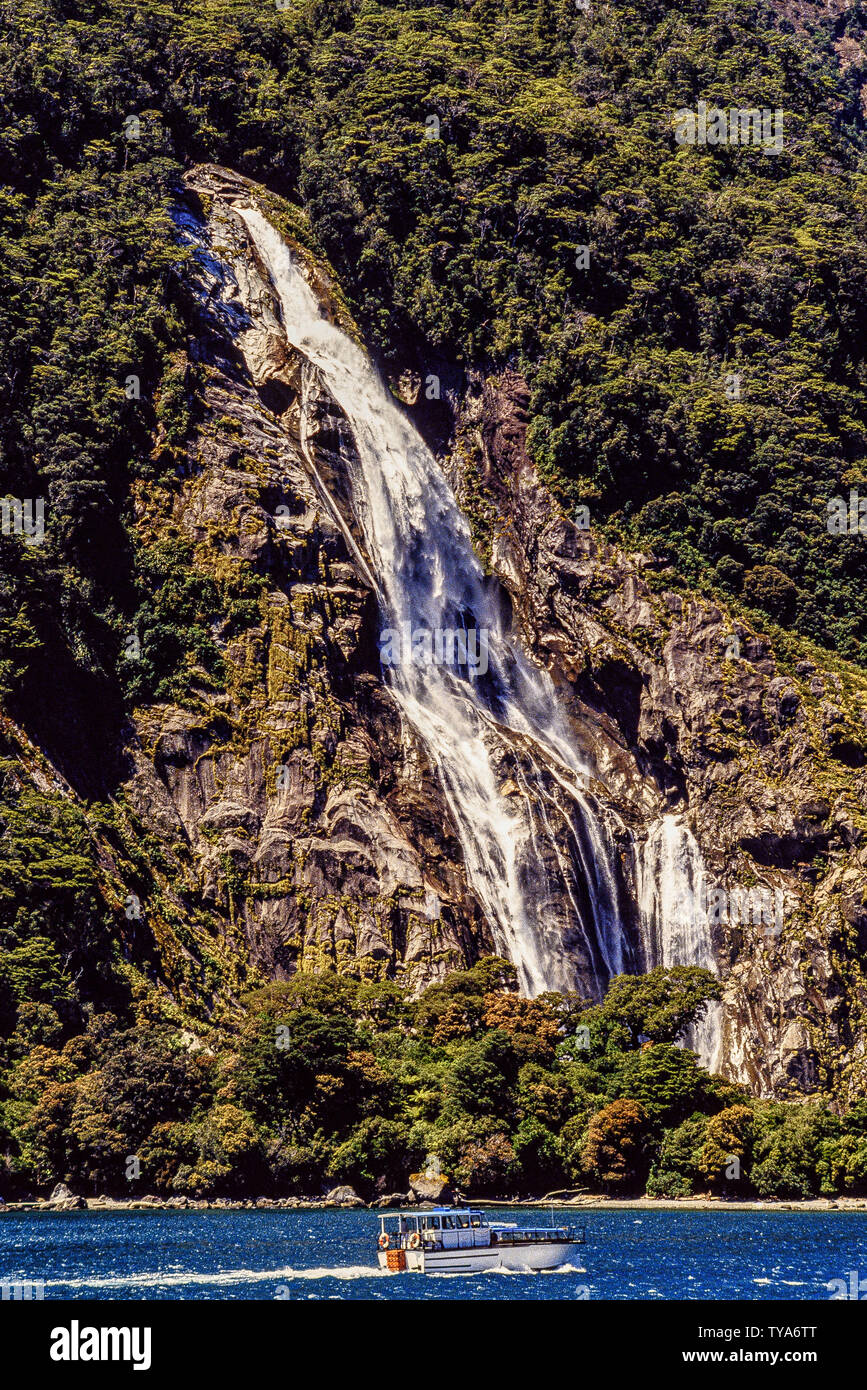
638 815 723 1072
238 205 636 997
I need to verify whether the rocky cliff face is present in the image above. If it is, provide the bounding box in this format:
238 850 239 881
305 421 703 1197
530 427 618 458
8 163 866 1102
120 165 493 1002
446 370 867 1100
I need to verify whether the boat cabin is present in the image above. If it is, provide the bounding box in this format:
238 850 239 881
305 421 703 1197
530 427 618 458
379 1209 491 1252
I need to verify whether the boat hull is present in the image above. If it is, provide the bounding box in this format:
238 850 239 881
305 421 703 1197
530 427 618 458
378 1240 578 1274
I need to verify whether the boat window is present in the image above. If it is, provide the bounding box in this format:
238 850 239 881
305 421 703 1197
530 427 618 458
456 1213 469 1228
441 1216 455 1229
470 1214 481 1227
428 1216 441 1229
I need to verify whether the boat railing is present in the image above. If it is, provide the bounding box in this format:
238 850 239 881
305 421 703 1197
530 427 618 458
489 1222 586 1246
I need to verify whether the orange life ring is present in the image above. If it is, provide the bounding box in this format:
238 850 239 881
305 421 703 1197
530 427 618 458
408 1232 421 1250
378 1233 390 1250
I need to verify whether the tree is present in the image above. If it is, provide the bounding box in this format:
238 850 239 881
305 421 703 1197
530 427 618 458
818 1132 867 1197
233 1005 357 1127
513 1118 564 1193
613 1044 715 1125
69 1028 206 1188
647 1114 708 1198
451 1132 519 1197
516 1063 573 1128
443 1032 518 1120
750 1103 836 1200
165 1105 265 1196
326 1117 416 1196
698 1105 754 1191
482 994 561 1062
647 1113 712 1198
581 1099 651 1193
597 967 722 1046
413 956 516 1041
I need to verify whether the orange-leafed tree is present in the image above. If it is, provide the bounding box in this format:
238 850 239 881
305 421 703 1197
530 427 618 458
581 1098 650 1193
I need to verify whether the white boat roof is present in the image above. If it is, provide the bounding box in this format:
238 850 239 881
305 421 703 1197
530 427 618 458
381 1207 485 1216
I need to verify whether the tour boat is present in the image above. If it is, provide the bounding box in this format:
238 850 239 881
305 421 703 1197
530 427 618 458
376 1207 585 1274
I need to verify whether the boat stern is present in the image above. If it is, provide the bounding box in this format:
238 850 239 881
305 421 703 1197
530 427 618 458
379 1246 424 1273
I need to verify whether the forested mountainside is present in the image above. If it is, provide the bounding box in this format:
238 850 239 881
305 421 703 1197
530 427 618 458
2 0 867 1202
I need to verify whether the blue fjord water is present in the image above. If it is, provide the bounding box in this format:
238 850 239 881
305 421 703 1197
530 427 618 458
2 1208 866 1301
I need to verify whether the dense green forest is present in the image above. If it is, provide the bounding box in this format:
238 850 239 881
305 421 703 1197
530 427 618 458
2 0 867 1197
1 0 867 731
5 958 867 1200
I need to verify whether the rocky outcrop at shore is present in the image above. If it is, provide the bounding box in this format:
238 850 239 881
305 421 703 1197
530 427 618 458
408 1172 455 1205
4 1192 867 1214
323 1186 365 1207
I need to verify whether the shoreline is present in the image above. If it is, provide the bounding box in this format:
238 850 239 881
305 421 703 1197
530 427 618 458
475 1195 867 1213
3 1194 867 1215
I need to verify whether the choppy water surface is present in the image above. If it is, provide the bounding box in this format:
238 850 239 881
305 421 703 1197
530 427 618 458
2 1208 866 1301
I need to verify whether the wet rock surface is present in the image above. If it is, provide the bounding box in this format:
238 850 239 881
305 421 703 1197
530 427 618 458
117 168 493 1002
445 369 867 1100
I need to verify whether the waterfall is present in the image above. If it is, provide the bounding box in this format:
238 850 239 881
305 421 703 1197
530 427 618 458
235 205 725 1042
637 815 723 1072
237 205 642 997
